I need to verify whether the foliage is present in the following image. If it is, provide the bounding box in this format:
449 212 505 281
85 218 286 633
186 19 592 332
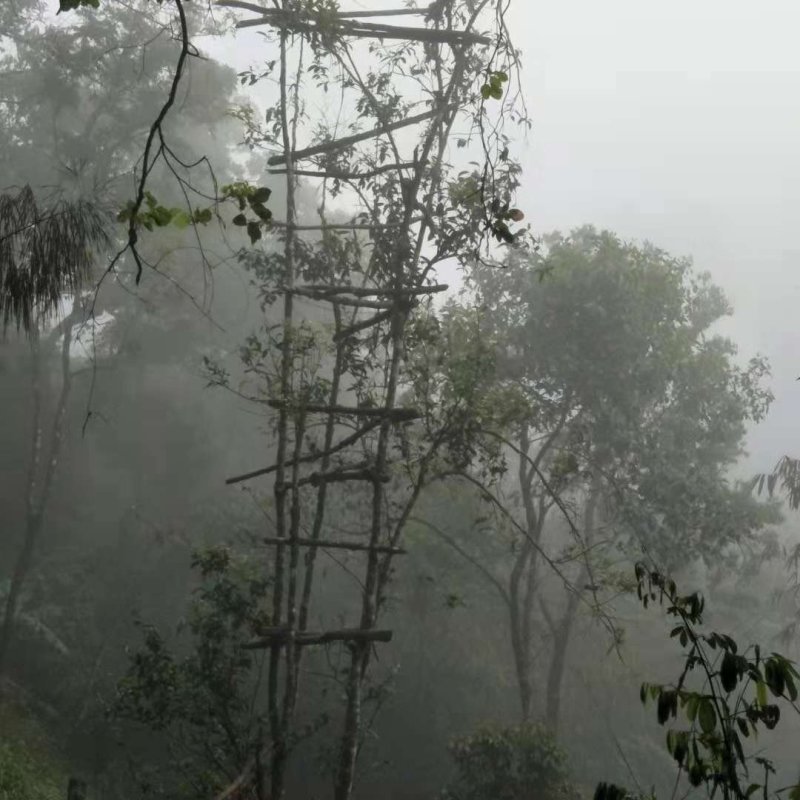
0 697 68 800
753 455 800 511
116 191 211 233
481 71 509 101
58 0 100 11
596 565 800 800
0 187 108 333
412 226 778 730
115 183 272 245
113 545 272 798
0 742 63 800
441 722 578 800
220 182 272 244
473 227 774 565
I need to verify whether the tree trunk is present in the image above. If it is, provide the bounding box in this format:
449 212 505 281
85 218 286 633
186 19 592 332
543 480 601 732
0 304 76 675
509 540 533 721
508 424 551 722
544 591 579 732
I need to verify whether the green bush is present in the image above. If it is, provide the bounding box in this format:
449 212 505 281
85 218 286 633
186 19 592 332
441 722 578 800
0 741 63 800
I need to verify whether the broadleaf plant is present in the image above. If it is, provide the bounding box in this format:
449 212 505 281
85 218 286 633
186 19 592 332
597 564 800 800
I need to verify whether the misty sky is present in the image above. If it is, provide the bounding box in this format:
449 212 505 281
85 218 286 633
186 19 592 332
513 0 800 474
205 0 800 476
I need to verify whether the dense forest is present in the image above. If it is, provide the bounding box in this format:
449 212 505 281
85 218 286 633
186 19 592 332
2 2 800 800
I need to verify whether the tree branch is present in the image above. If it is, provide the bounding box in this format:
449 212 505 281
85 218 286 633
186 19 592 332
267 108 449 166
263 537 405 555
410 516 509 604
226 419 380 485
243 628 393 649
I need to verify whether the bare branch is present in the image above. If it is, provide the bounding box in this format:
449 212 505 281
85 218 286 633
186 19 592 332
290 283 447 299
410 516 509 604
266 399 421 422
243 628 393 649
268 162 418 180
263 537 405 555
267 108 449 166
218 1 433 19
226 419 380 485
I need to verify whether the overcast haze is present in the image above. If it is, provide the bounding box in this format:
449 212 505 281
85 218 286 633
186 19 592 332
7 2 800 797
512 0 800 473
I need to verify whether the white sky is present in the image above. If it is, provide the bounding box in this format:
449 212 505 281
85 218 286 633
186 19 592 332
510 0 800 473
202 0 800 474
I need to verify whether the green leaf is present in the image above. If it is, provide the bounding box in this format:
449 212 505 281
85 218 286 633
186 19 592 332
765 658 785 697
246 221 262 244
250 203 272 222
151 206 173 227
480 84 491 100
684 693 700 722
251 187 271 204
193 208 213 225
698 698 716 734
657 690 677 725
786 673 798 701
756 680 768 708
762 704 780 730
688 761 705 787
232 214 247 226
720 650 738 694
172 211 191 229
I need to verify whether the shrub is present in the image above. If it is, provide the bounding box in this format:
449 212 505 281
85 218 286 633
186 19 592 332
441 722 578 800
0 741 63 800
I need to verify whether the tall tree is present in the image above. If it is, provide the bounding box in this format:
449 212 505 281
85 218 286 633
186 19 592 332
415 227 776 729
0 0 243 676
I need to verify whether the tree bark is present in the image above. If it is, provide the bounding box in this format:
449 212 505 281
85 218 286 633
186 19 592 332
508 424 550 722
509 539 534 721
543 480 601 732
0 303 76 675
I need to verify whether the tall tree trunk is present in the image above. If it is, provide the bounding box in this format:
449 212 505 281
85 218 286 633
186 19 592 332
543 590 579 731
543 480 601 732
509 540 534 721
0 303 76 675
509 424 551 722
267 27 298 800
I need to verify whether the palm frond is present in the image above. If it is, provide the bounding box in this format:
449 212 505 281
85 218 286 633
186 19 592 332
0 185 110 334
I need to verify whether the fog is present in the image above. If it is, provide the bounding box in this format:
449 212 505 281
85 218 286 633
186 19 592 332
2 2 800 800
513 0 800 470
